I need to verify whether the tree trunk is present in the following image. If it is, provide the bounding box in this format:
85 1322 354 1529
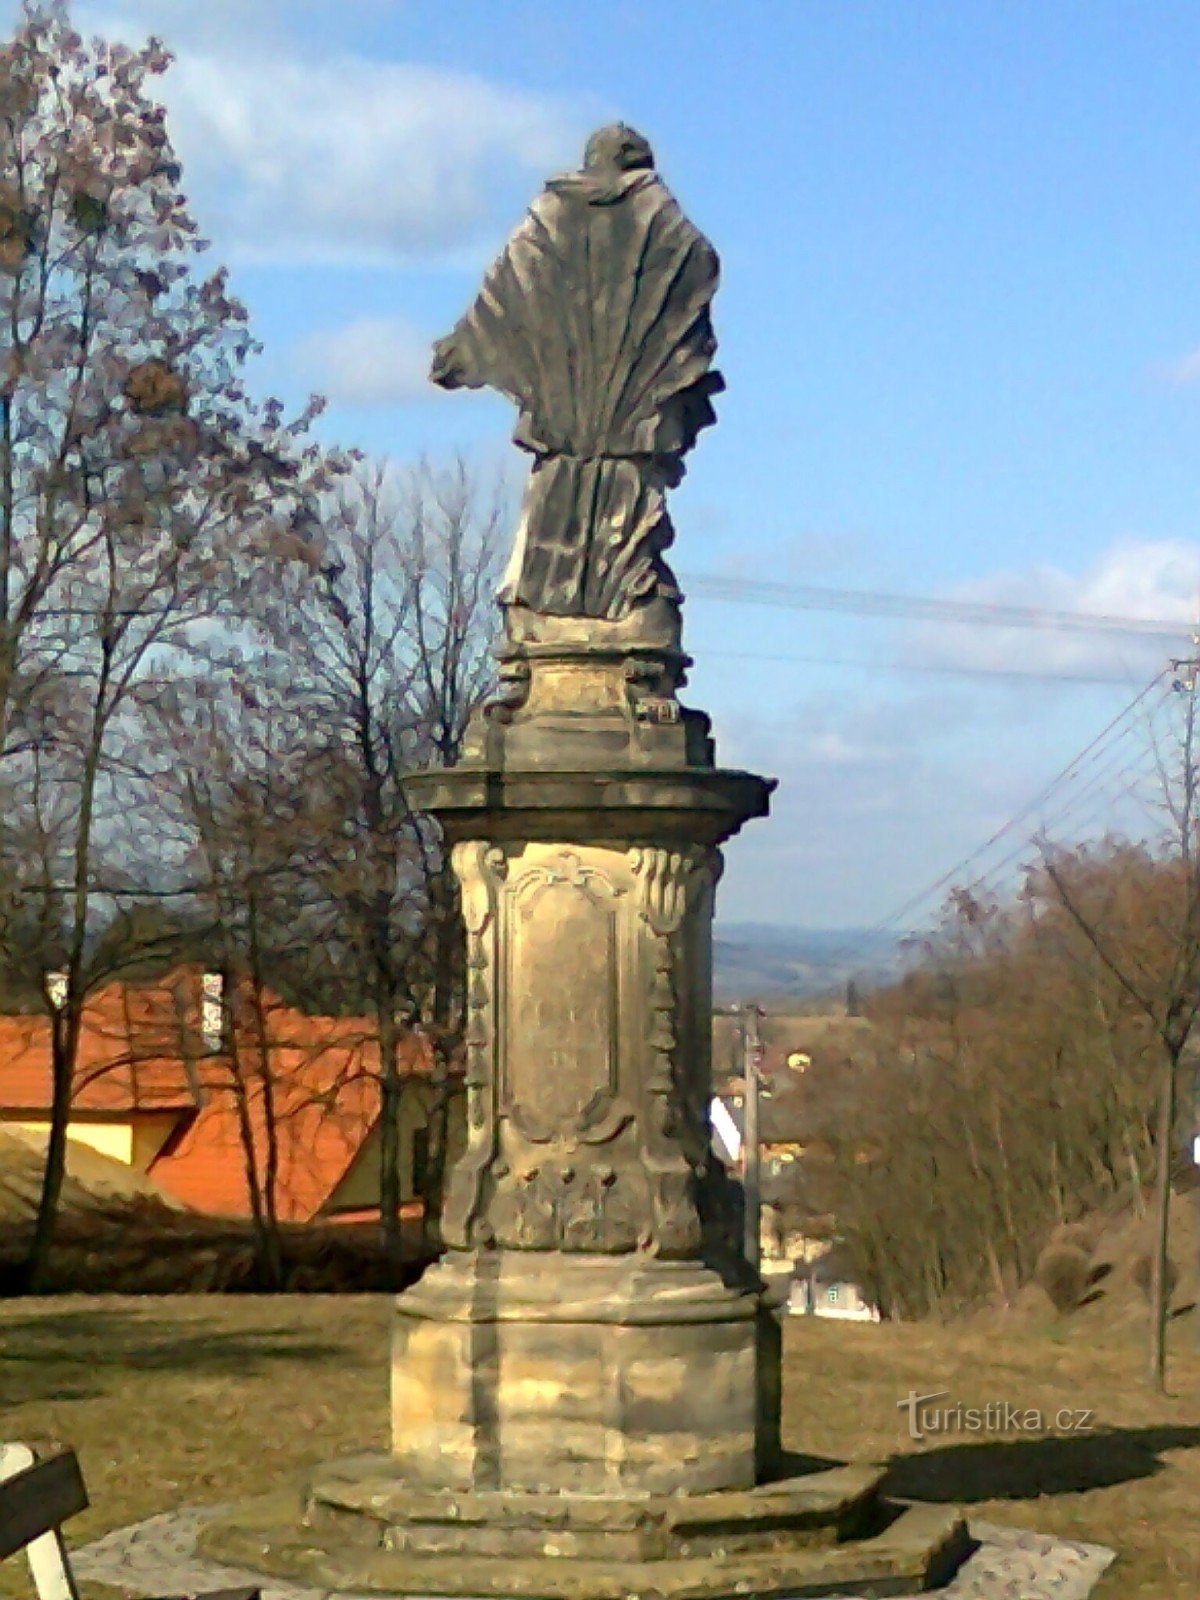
376 1000 404 1280
258 1065 285 1291
228 973 283 1292
244 922 285 1292
231 1059 271 1274
24 1010 78 1292
26 649 110 1292
1148 1043 1178 1392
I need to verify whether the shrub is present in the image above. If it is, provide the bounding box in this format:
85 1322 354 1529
1034 1242 1093 1313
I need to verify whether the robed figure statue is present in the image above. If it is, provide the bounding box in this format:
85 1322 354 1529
431 124 723 628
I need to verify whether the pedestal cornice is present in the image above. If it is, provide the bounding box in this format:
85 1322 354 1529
402 765 774 849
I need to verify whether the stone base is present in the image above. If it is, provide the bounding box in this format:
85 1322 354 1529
198 1466 972 1599
460 604 712 774
390 1252 778 1496
75 1505 1119 1600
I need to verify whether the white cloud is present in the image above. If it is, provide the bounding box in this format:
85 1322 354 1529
295 315 435 407
173 54 585 265
907 538 1200 679
708 541 1198 925
75 5 597 265
712 689 993 925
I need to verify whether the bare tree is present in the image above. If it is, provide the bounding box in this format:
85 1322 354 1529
799 857 1171 1324
272 457 503 1266
0 8 343 1288
1038 684 1200 1391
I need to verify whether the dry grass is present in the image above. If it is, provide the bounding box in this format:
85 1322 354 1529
0 1295 391 1600
784 1314 1200 1598
1 1296 1198 1598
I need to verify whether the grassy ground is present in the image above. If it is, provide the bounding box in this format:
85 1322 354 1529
1 1296 1198 1598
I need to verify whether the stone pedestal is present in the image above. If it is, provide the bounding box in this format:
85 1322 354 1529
385 632 779 1512
390 1252 776 1497
199 631 968 1596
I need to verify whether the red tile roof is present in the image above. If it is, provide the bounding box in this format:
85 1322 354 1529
0 971 438 1224
0 976 200 1113
151 1007 432 1222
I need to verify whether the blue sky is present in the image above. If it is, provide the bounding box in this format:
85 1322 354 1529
50 1 1200 927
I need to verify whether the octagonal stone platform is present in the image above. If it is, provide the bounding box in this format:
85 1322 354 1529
199 1461 971 1600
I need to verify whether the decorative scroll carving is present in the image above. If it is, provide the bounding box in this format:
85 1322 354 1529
628 846 719 1256
624 655 683 724
486 1156 647 1254
489 656 532 720
440 842 507 1249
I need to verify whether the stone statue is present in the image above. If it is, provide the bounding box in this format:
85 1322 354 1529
430 123 723 633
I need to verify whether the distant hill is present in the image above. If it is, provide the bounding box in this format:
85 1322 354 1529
712 924 902 1004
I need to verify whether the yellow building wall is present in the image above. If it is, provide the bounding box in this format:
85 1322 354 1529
130 1112 182 1171
324 1084 467 1214
6 1117 134 1165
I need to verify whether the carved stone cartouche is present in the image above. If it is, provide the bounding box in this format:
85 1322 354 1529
440 840 726 1260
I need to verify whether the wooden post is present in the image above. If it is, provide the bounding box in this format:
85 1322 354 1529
742 1003 763 1273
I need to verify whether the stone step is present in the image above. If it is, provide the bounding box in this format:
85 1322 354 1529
200 1481 971 1597
304 1457 889 1561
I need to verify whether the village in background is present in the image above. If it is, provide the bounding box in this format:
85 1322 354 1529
0 925 883 1306
6 896 1199 1335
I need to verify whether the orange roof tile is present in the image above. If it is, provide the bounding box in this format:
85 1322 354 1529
0 976 200 1113
0 970 442 1224
148 981 437 1222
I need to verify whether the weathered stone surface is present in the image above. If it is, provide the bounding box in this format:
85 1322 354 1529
430 124 721 632
389 1252 774 1496
76 1503 1119 1600
457 630 716 773
304 1457 886 1559
427 835 745 1262
402 765 773 846
200 1486 971 1599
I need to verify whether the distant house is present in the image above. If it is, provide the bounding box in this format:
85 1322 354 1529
0 975 204 1173
0 970 463 1223
791 1245 881 1322
708 1090 828 1282
712 1009 878 1100
709 1095 742 1166
710 1007 879 1285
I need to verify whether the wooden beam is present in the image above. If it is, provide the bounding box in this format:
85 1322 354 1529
0 1451 88 1564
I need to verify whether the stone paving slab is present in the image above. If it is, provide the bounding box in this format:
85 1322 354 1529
68 1505 1115 1600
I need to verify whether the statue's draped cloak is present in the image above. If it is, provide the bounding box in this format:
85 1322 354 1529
439 168 723 620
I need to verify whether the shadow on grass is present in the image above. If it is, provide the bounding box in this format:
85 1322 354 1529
775 1448 845 1477
0 1309 352 1406
883 1425 1200 1503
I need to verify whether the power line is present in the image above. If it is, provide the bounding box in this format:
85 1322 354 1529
702 648 1142 687
858 670 1172 946
683 572 1195 641
948 742 1164 916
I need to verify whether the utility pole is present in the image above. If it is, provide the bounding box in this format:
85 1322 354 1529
741 1002 764 1273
